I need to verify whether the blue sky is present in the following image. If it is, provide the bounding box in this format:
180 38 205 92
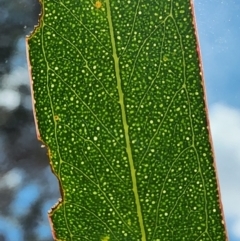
194 0 240 240
195 0 240 108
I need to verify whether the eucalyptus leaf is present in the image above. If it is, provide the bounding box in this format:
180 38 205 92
27 0 227 240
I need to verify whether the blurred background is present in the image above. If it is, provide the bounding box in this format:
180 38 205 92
0 0 239 240
0 1 60 241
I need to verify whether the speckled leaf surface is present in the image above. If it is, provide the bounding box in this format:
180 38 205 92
27 0 227 240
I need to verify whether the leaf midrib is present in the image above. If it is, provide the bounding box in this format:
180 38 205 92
105 0 147 240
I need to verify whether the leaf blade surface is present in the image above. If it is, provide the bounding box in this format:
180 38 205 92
27 0 227 240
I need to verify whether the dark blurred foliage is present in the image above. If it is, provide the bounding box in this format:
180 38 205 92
0 1 60 241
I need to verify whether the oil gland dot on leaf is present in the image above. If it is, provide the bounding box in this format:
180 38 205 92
54 115 60 121
163 55 168 61
101 235 110 241
94 0 102 9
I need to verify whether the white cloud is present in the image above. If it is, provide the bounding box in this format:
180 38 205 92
0 168 23 190
232 218 240 238
0 89 21 111
0 66 29 111
2 66 29 90
209 103 240 238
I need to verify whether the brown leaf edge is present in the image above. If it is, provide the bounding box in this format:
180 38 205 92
25 0 64 240
190 1 228 240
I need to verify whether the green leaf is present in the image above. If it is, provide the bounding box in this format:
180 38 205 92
27 0 227 240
